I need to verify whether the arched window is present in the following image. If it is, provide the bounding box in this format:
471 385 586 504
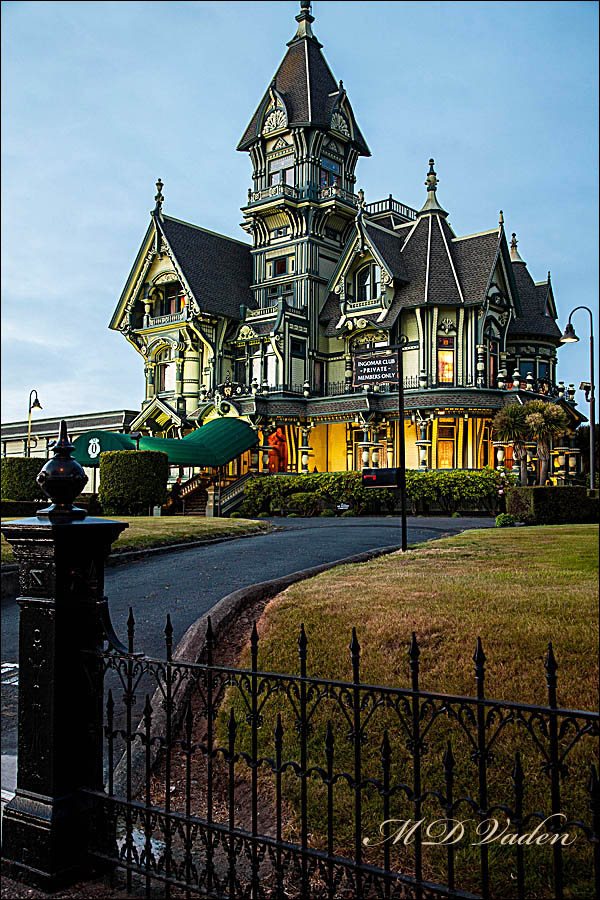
155 348 176 393
484 321 501 387
355 264 381 303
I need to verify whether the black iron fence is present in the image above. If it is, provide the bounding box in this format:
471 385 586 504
81 611 599 900
1 424 598 900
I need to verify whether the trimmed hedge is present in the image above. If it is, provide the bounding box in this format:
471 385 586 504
240 469 513 518
98 450 169 515
0 493 103 518
1 457 46 501
506 486 600 525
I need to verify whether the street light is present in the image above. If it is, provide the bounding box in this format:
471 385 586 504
26 390 43 458
560 307 596 490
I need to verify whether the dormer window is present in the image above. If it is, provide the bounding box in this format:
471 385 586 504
355 263 381 303
156 282 185 317
155 348 176 393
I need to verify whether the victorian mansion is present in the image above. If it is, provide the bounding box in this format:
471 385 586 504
109 0 581 478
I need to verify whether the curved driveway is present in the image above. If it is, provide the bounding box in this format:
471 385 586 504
1 516 492 765
103 515 492 658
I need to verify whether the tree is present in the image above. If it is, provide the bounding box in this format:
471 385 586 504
524 400 570 486
492 404 529 486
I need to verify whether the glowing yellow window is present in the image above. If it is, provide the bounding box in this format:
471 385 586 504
438 352 454 384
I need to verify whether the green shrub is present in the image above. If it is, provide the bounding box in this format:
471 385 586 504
506 486 599 525
285 491 322 517
229 511 242 519
241 469 514 517
98 451 169 515
319 509 335 517
341 509 355 517
286 512 299 518
1 457 46 501
257 511 271 518
495 513 516 528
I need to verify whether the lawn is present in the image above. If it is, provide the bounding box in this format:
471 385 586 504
221 525 599 898
0 514 270 564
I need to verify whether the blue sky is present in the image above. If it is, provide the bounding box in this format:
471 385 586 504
2 0 598 424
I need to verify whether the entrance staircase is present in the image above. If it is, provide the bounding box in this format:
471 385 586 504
177 471 259 517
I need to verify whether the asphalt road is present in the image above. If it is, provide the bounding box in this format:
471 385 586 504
1 515 493 774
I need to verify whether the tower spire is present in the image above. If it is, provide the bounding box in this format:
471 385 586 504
290 0 319 43
510 232 525 263
418 158 448 217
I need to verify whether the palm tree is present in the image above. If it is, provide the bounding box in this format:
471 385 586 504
492 404 529 485
524 400 570 485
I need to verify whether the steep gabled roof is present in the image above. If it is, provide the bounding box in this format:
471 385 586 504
452 229 502 306
159 216 254 320
363 220 408 282
509 262 561 341
237 8 369 154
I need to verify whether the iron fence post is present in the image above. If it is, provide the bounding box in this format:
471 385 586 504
0 421 127 891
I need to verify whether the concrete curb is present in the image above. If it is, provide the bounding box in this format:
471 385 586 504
114 541 404 797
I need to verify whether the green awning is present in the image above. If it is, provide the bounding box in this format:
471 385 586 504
72 418 257 468
181 417 258 466
73 430 136 465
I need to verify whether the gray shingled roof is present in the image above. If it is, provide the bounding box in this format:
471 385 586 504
363 220 408 282
159 216 254 320
320 216 506 335
237 32 369 154
509 262 561 341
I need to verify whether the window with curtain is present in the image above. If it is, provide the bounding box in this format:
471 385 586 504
437 336 455 384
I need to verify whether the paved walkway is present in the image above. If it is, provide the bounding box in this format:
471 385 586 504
1 515 493 796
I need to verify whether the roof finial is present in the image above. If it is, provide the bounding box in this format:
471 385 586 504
154 178 164 215
291 0 318 42
498 209 504 227
418 158 448 217
510 231 525 264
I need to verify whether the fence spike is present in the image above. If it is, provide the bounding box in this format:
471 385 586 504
206 615 215 650
228 707 237 739
325 720 335 756
164 613 173 640
409 631 420 662
127 607 135 653
512 751 524 790
144 693 153 726
106 688 114 718
473 636 486 669
589 764 600 801
380 729 391 765
349 627 361 680
275 712 284 746
298 622 308 654
544 642 558 677
443 740 455 773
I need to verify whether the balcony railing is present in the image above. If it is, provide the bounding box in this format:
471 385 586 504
247 184 299 204
318 185 358 205
365 196 418 220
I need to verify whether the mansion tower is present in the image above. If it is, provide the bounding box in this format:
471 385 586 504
110 0 581 476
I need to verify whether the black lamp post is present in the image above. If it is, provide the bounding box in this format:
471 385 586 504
26 389 43 457
391 337 408 552
560 307 596 490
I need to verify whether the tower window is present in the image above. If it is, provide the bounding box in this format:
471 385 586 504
274 258 287 276
320 157 341 188
268 154 294 187
437 336 455 385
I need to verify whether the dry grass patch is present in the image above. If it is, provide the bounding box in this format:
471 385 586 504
220 525 598 898
1 515 269 564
